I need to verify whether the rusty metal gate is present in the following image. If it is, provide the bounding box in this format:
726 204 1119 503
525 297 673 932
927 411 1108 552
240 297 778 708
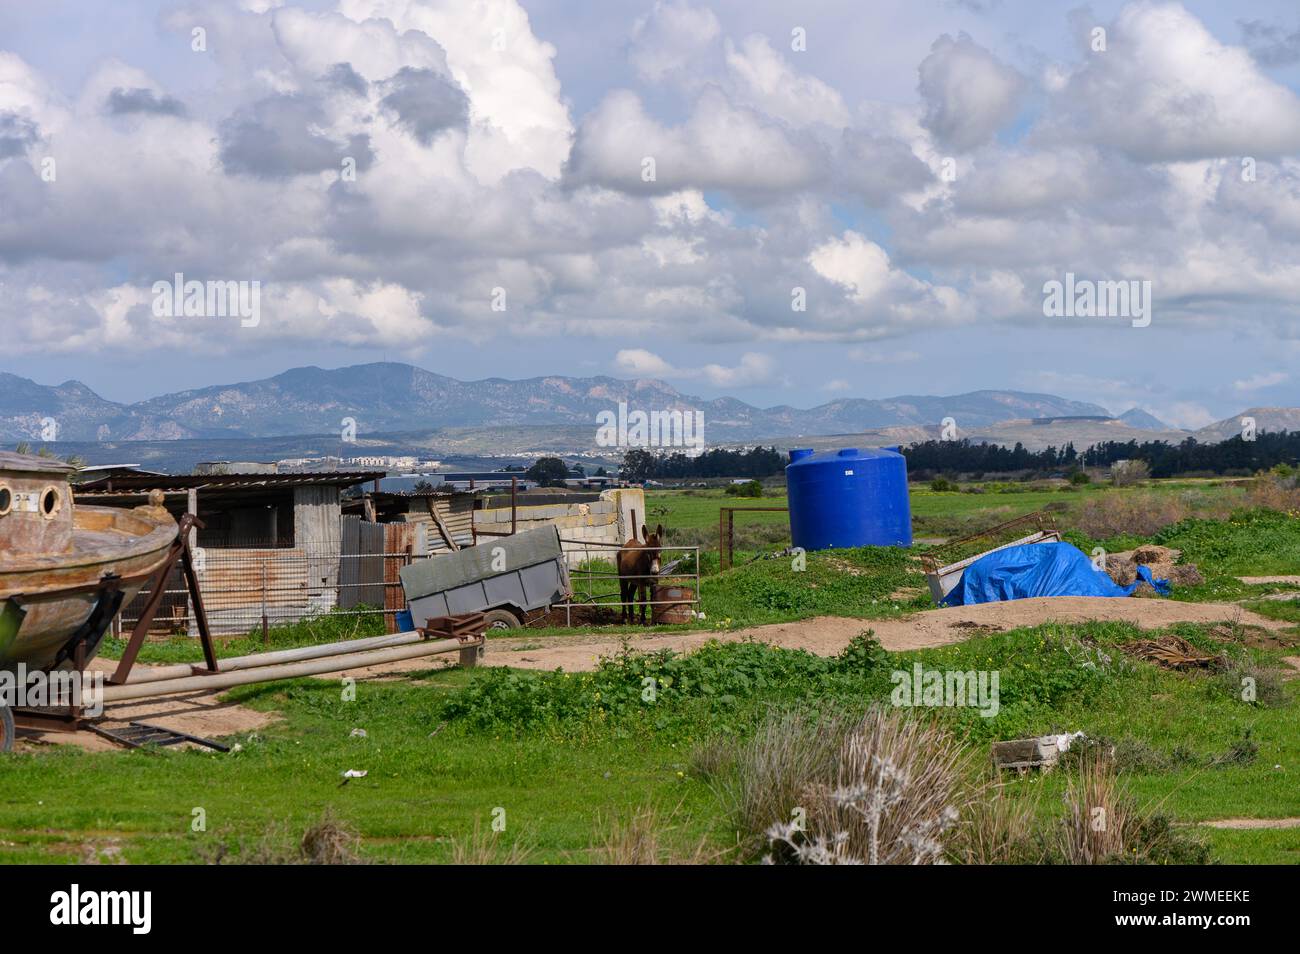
339 515 386 610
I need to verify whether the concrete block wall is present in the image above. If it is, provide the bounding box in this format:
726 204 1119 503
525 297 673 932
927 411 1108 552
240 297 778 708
473 488 645 567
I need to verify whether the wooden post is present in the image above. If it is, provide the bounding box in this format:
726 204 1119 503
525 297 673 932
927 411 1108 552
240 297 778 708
261 563 269 647
186 488 199 638
719 508 735 571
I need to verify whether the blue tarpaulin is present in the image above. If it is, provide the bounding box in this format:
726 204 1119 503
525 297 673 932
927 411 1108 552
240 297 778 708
939 541 1170 607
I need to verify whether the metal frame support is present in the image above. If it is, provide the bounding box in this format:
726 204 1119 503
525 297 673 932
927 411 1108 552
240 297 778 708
110 513 218 685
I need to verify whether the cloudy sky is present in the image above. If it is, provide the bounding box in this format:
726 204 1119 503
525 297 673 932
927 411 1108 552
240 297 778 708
2 0 1300 427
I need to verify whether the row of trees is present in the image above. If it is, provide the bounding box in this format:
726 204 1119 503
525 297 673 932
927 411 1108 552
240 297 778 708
607 431 1300 483
1074 432 1300 477
619 446 787 482
903 439 1080 475
903 432 1300 479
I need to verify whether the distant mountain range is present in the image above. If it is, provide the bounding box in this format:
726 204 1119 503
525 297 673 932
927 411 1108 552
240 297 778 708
1 362 1114 443
0 363 1294 461
1192 407 1300 443
1118 407 1169 430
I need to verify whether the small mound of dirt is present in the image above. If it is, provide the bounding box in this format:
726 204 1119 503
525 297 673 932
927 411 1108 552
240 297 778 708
1132 545 1178 565
1104 544 1200 590
1105 555 1139 586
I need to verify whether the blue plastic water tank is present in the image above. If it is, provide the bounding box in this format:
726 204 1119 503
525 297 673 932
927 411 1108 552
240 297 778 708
786 447 912 550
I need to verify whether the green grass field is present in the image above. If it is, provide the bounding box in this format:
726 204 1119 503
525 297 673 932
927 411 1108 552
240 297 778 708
5 615 1296 863
4 477 1297 865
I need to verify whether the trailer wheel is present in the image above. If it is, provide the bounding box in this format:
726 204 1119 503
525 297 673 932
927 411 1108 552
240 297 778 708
482 609 521 631
0 705 14 753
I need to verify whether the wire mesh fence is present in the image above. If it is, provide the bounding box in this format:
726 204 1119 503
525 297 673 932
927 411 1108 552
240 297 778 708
116 540 415 637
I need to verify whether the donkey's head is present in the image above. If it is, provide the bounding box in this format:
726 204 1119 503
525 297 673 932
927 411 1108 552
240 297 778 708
641 523 664 575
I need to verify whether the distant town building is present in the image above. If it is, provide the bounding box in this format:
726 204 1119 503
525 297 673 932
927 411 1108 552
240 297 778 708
274 456 440 473
195 461 278 475
394 471 536 492
346 455 419 470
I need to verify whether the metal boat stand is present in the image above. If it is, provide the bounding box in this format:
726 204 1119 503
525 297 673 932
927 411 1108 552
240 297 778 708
2 512 486 752
108 513 218 685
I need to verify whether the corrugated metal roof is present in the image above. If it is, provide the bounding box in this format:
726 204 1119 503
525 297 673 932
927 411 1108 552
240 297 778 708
0 451 77 475
76 470 386 494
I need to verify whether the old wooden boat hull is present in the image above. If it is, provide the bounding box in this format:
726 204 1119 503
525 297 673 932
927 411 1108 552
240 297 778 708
0 503 177 671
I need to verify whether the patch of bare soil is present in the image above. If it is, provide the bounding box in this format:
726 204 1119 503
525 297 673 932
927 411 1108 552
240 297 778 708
1201 818 1300 830
16 661 278 753
538 604 622 626
1205 623 1300 650
412 597 1293 673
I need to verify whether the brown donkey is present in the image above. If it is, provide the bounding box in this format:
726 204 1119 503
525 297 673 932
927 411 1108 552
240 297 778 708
617 524 663 625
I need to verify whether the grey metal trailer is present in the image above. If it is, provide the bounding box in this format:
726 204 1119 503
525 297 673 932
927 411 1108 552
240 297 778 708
399 526 572 630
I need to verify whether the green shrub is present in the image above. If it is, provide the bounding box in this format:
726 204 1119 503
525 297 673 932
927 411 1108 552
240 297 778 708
725 480 763 498
439 636 896 736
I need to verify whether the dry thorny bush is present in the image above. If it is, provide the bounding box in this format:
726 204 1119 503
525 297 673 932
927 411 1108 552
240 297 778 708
1246 474 1300 513
202 809 364 865
448 822 535 865
717 706 980 865
592 804 721 865
948 781 1046 865
1055 752 1151 865
712 707 1208 865
1070 491 1213 538
1071 475 1300 539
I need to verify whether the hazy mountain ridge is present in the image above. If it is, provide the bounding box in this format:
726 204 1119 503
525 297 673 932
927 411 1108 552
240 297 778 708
1118 407 1170 430
1193 407 1300 442
1 362 1117 442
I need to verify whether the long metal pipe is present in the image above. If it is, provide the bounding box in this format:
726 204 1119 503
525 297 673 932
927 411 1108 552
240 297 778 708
97 636 473 703
119 630 432 684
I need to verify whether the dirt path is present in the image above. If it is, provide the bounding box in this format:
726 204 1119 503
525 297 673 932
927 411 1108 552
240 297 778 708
347 597 1290 676
1201 818 1300 830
